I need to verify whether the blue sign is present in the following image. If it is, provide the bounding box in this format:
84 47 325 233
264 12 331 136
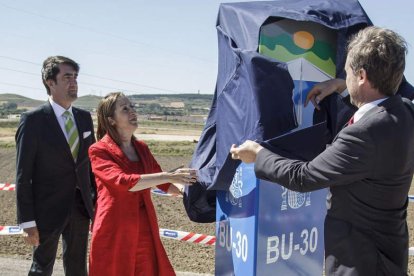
215 163 326 275
162 230 178 238
216 164 258 275
255 181 326 275
8 226 21 233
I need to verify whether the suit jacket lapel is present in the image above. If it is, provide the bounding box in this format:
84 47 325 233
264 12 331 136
332 101 382 143
357 96 401 125
42 102 74 162
332 96 401 142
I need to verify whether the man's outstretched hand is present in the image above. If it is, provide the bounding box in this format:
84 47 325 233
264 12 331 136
230 140 264 163
305 78 347 110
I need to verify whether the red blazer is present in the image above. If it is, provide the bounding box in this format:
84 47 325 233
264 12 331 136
88 134 175 276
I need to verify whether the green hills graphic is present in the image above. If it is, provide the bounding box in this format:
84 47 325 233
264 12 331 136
259 33 336 77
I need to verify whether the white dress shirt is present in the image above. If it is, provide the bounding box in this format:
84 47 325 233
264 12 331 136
48 97 77 141
353 97 388 123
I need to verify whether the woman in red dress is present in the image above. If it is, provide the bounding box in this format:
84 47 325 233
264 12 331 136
88 92 197 276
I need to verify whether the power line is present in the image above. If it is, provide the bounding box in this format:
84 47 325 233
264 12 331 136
82 73 188 94
0 56 195 94
0 81 43 91
0 55 40 66
0 66 38 76
0 2 213 64
0 67 147 94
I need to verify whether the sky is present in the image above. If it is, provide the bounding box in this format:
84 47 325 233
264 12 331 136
0 0 413 101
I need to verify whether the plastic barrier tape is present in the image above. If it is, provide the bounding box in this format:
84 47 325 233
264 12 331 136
0 225 216 246
1 184 183 198
3 183 413 203
0 226 23 235
159 228 216 245
0 183 15 191
151 188 183 198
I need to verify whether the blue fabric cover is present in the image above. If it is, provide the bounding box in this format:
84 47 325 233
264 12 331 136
183 0 374 223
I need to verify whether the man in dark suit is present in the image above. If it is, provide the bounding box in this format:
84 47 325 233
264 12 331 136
15 56 96 276
230 27 414 275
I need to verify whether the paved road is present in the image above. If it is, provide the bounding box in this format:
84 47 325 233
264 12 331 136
0 134 200 143
138 133 200 142
0 256 213 276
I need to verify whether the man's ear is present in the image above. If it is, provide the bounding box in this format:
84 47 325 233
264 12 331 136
358 68 367 85
46 79 55 89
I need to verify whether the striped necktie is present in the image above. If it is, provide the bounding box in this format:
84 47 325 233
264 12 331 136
63 111 79 160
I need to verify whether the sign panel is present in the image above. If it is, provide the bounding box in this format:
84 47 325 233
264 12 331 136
216 164 258 275
255 181 326 275
216 18 336 276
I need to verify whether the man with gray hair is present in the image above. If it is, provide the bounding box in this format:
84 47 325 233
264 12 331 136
16 56 96 276
230 27 414 275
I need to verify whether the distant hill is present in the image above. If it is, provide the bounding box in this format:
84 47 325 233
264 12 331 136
74 95 102 110
0 93 44 108
0 94 102 111
130 93 213 107
130 93 213 102
0 93 214 114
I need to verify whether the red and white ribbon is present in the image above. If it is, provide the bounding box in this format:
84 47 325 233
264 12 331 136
0 183 15 191
0 184 183 198
159 228 216 246
2 183 414 203
0 225 216 246
0 226 23 235
151 188 183 198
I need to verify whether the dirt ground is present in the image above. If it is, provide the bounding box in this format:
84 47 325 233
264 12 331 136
0 148 215 274
0 147 413 275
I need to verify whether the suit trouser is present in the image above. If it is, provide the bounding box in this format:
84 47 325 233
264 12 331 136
29 190 90 276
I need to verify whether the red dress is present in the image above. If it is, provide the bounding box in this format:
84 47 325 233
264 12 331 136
88 134 175 276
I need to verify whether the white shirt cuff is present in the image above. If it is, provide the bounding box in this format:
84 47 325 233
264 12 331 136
20 221 36 229
339 88 349 97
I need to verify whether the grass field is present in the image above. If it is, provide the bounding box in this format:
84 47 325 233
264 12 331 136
0 119 202 153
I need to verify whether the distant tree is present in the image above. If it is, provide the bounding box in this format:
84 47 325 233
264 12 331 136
6 102 18 110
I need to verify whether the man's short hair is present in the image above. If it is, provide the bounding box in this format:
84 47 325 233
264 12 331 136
347 27 407 96
41 56 79 95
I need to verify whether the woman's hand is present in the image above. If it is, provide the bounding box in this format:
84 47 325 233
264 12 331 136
129 168 197 192
167 183 185 196
167 168 197 186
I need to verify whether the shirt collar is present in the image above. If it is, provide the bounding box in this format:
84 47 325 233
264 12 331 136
48 97 73 118
354 97 388 123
